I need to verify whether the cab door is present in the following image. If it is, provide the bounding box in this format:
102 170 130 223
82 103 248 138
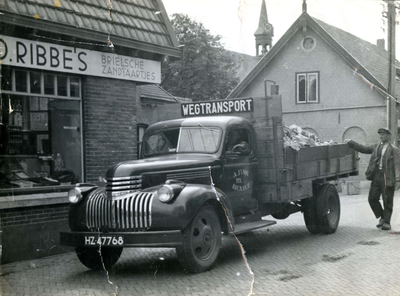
220 126 258 215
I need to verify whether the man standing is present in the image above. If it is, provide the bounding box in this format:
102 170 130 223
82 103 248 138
345 128 400 230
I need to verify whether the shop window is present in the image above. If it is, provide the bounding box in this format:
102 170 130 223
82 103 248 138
30 71 41 94
70 77 80 97
57 75 68 96
44 73 55 95
15 70 27 92
296 72 319 104
0 68 83 190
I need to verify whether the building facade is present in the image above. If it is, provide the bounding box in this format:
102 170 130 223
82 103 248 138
0 0 180 263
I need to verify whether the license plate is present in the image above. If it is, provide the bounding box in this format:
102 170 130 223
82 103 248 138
84 235 124 246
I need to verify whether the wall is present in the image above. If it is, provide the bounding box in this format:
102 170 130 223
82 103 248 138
83 77 138 182
0 192 72 264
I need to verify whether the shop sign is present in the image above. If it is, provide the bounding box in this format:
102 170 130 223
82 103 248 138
181 98 253 117
0 35 161 83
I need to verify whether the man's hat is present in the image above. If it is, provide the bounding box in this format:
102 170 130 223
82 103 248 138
377 128 391 135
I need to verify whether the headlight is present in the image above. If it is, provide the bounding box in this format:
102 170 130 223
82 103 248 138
68 187 83 204
157 185 174 203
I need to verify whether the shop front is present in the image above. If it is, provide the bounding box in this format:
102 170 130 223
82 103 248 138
0 0 181 263
1 68 83 188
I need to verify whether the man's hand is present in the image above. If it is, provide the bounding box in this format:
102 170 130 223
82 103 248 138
396 181 400 191
344 139 351 144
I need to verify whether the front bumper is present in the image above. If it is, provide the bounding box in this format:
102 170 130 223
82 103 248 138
60 230 182 248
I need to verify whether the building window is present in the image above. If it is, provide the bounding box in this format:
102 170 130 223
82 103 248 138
0 68 83 190
301 37 316 51
296 72 319 103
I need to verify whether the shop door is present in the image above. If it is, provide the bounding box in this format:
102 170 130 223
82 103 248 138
49 100 82 182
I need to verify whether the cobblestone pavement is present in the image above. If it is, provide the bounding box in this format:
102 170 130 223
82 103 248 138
2 190 400 296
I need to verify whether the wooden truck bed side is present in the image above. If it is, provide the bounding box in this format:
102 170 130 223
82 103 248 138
241 96 358 203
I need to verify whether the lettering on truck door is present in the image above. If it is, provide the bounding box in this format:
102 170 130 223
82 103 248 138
221 127 258 214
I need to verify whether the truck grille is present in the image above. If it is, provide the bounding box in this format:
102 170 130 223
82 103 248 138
106 175 142 199
86 188 154 232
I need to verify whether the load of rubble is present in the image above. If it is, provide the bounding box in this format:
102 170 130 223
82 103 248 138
283 124 336 151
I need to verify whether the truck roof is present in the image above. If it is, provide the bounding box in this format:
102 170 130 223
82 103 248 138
146 116 252 133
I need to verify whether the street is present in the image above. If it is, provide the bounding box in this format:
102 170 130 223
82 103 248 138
1 190 400 296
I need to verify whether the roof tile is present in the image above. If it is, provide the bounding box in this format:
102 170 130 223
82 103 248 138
112 0 121 12
73 14 84 28
27 3 38 17
113 25 124 37
61 0 72 11
127 27 138 40
55 9 68 23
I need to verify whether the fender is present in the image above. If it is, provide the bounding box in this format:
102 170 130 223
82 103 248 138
68 185 98 231
150 184 234 233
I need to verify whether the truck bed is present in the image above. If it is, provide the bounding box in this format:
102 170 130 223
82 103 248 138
245 96 358 203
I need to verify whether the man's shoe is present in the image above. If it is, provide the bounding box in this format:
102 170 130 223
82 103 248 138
376 218 385 228
382 223 391 231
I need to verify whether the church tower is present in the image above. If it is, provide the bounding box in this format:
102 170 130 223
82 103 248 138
254 0 273 56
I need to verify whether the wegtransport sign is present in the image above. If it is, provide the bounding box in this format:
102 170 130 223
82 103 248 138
181 98 254 117
0 35 161 83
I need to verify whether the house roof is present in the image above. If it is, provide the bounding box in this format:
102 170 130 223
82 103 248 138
229 51 261 81
0 0 181 58
227 11 400 99
140 84 177 102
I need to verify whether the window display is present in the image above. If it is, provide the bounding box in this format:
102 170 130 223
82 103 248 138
0 68 83 190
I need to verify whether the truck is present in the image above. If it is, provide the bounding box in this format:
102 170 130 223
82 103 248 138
60 93 358 273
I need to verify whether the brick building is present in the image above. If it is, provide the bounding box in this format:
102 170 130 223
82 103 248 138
0 0 180 263
227 3 400 181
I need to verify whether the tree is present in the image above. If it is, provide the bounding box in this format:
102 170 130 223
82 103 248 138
161 14 240 101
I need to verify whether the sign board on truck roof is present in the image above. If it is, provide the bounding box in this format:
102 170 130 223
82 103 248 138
181 98 253 117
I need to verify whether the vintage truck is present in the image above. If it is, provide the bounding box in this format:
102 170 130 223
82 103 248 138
60 94 358 273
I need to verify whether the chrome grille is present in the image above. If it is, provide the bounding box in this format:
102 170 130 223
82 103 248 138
86 188 154 232
106 175 142 198
166 169 209 181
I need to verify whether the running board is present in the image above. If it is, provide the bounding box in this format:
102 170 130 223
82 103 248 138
230 220 276 236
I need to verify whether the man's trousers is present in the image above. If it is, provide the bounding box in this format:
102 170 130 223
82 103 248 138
368 169 395 224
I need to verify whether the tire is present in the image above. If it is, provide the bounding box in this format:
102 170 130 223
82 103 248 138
303 195 320 234
315 184 340 234
75 247 123 271
176 205 221 273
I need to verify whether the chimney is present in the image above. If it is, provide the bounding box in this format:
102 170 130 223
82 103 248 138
377 39 385 50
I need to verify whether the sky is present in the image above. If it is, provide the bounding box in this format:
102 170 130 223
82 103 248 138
162 0 395 57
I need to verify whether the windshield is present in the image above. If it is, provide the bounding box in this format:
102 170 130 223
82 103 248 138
142 126 222 157
178 127 221 153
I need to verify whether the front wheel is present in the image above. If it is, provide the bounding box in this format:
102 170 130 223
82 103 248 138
75 247 123 270
316 184 340 234
176 205 221 273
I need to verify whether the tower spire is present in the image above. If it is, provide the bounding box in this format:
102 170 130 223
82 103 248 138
254 0 274 56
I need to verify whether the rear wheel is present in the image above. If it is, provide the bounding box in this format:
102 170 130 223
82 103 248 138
75 247 123 270
303 195 320 234
316 184 340 234
176 205 221 273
